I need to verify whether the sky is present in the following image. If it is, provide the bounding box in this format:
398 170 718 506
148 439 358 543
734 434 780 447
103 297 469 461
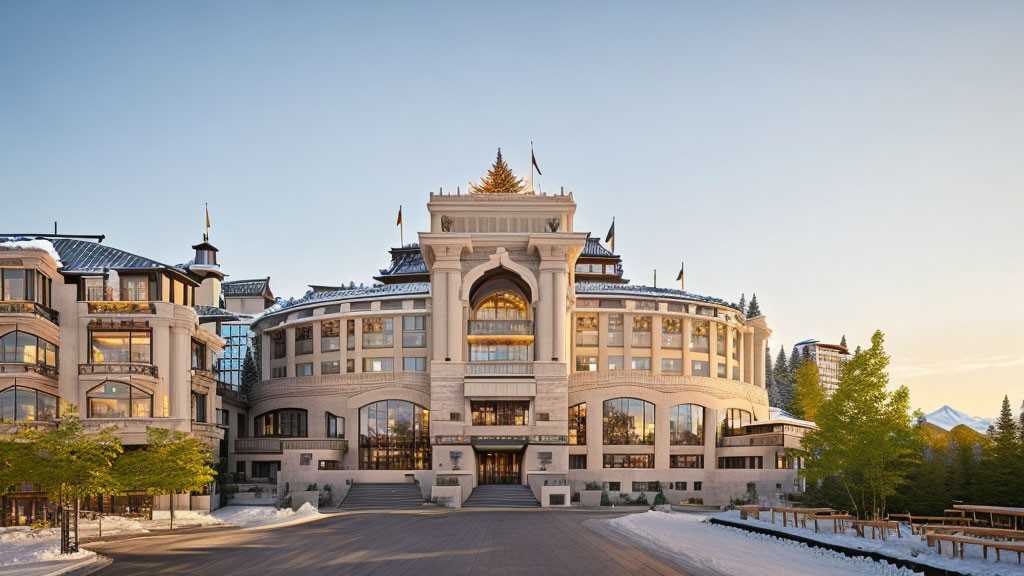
2 1 1022 417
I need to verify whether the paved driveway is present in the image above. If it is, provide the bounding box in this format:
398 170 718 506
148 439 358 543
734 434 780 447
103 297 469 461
86 509 690 576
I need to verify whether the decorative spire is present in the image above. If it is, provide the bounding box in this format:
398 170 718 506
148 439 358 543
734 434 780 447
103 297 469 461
471 148 527 194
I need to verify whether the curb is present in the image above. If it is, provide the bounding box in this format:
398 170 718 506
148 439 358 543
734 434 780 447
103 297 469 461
708 517 969 576
45 555 112 576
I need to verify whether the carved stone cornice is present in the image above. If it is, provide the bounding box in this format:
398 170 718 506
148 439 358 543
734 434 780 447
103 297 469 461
568 371 768 404
249 372 431 403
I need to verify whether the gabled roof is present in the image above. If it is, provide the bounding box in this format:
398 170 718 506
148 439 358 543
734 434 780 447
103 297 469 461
223 278 272 298
575 281 740 311
7 237 201 283
195 305 240 323
374 244 428 283
580 235 617 258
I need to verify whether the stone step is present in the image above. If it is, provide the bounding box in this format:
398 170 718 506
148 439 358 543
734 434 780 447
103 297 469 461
340 483 425 510
463 485 540 508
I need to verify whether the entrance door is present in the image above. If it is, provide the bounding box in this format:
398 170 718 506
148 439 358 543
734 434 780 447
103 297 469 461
477 452 522 485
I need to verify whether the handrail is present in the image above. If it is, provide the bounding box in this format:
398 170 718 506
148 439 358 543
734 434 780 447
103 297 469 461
0 301 59 325
467 319 533 336
0 362 58 378
465 362 534 376
79 363 158 377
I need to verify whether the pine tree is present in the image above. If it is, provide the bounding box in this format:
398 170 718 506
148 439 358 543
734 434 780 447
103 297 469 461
471 149 525 194
746 294 761 317
1019 400 1024 444
738 294 746 316
240 349 259 395
773 346 793 410
840 334 848 348
765 344 781 406
977 396 1023 506
789 346 802 376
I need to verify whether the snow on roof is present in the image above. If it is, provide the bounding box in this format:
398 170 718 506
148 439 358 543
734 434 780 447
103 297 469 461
576 281 739 310
580 235 617 258
251 282 430 328
766 407 817 428
223 278 271 297
0 238 63 267
195 305 240 322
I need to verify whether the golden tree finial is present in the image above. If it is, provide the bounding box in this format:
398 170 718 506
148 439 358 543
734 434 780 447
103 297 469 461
471 148 526 194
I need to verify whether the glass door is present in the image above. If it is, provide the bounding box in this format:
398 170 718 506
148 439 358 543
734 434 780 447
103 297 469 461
477 452 522 485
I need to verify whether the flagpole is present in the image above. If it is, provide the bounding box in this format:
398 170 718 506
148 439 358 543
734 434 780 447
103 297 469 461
530 141 534 192
399 205 404 247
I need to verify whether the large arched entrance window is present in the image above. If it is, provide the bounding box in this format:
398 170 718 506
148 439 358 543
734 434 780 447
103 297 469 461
87 381 152 418
602 398 655 445
0 385 59 422
358 400 430 470
468 274 534 363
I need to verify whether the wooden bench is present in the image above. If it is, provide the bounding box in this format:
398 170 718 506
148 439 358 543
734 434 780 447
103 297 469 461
770 507 833 528
926 533 1024 563
737 505 770 521
808 513 854 534
923 525 1024 540
851 520 901 540
887 514 972 534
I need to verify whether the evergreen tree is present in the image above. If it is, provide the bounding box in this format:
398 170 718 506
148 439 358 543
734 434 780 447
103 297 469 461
766 345 781 407
977 396 1023 506
738 294 746 316
240 349 259 395
791 361 825 421
840 334 848 348
773 346 793 410
471 149 525 194
788 346 802 386
746 294 761 317
1019 400 1024 444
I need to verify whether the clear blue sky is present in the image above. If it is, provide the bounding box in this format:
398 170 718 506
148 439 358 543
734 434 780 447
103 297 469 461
2 1 1022 416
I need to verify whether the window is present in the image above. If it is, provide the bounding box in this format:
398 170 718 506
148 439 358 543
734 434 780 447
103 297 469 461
326 412 344 438
87 381 152 418
1 269 51 306
575 356 597 372
631 316 651 347
363 357 394 372
1 269 25 301
472 286 529 319
402 316 427 347
0 331 58 371
607 355 624 370
471 401 529 426
346 359 355 373
603 481 621 492
673 482 687 490
120 276 149 301
191 391 207 423
667 302 686 313
255 409 307 437
321 319 341 352
630 357 651 371
569 454 587 469
691 320 709 352
84 277 105 301
662 317 682 348
271 366 286 378
191 339 207 370
469 344 532 362
271 331 286 359
322 360 341 374
362 317 393 348
633 481 659 492
607 314 623 346
403 357 426 371
568 403 586 445
695 306 716 317
575 314 598 347
670 404 705 445
295 363 313 376
662 358 682 373
600 299 624 309
722 408 752 436
603 454 653 468
577 298 599 307
0 385 58 422
295 325 313 356
718 456 763 469
90 331 151 363
670 454 705 469
731 328 739 360
717 363 727 378
318 460 340 470
634 300 656 311
694 482 702 491
691 360 710 377
716 323 727 356
359 400 431 470
346 319 356 350
603 398 655 445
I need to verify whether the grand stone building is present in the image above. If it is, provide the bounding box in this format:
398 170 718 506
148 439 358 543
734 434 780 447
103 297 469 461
234 155 812 507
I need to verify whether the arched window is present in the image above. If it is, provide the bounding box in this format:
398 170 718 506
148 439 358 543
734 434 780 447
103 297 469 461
0 331 58 370
359 400 430 470
721 408 752 437
569 403 586 445
602 398 655 445
669 404 705 445
254 409 307 437
0 385 59 422
87 381 152 418
470 275 531 320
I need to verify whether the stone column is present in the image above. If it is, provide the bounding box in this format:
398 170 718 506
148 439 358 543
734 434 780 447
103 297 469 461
447 270 462 362
169 324 191 420
432 271 448 361
552 268 567 362
743 332 754 385
708 321 719 378
725 326 734 381
537 271 553 361
754 332 767 388
651 313 663 375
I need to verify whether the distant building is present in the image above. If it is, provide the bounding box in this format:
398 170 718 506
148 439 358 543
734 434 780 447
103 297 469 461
794 339 851 395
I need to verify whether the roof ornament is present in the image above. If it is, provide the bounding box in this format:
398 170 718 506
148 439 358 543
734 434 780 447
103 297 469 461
470 148 527 194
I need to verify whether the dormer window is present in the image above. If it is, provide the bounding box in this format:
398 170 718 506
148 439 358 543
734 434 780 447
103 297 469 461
120 276 149 301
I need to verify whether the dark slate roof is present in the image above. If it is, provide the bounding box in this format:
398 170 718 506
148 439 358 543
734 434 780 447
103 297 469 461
580 236 617 258
24 238 198 283
223 278 270 298
195 305 240 322
252 282 430 328
376 245 428 278
576 282 741 311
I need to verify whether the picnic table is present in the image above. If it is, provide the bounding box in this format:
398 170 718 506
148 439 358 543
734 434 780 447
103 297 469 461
851 519 902 540
770 507 833 528
736 505 770 521
954 505 1024 530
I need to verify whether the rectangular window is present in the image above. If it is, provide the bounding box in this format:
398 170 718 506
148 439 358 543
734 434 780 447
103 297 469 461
575 356 597 372
271 331 286 359
695 306 716 317
731 328 739 360
362 317 393 348
691 360 710 377
633 300 656 311
471 401 529 426
673 481 687 490
607 314 623 347
321 360 341 374
717 363 727 378
691 320 709 353
120 276 149 301
667 302 686 313
718 456 763 469
662 358 682 373
603 481 621 492
576 298 599 308
403 357 426 371
694 482 702 491
90 331 151 364
191 339 207 370
84 277 105 301
600 299 624 309
346 359 355 373
271 366 286 378
607 355 624 370
318 460 340 470
295 325 313 356
402 316 427 348
321 319 341 352
326 413 344 438
662 317 682 348
717 323 727 356
346 319 356 350
191 392 207 423
1 269 25 301
632 481 659 492
575 314 599 347
569 403 586 445
569 454 587 469
670 454 704 469
296 363 313 376
602 454 654 468
631 357 651 371
362 357 394 372
631 316 651 347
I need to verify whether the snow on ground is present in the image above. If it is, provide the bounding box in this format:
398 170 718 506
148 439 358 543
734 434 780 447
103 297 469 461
602 511 925 576
212 503 321 527
0 526 95 569
712 509 1022 576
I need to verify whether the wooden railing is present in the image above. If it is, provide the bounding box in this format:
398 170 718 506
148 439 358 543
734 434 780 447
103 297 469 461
465 362 534 376
79 363 158 377
0 301 59 324
0 362 58 379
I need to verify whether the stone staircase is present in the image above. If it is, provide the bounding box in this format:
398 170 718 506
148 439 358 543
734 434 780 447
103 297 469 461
462 484 540 508
339 483 425 510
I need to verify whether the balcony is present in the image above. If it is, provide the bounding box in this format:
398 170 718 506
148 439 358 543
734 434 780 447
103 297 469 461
234 437 348 454
718 432 786 448
79 363 158 378
0 301 59 325
235 437 282 453
191 368 216 382
0 362 57 379
468 319 533 336
465 362 534 376
87 301 155 314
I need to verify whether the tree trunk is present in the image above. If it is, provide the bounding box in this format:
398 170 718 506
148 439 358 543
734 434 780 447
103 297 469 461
169 493 174 530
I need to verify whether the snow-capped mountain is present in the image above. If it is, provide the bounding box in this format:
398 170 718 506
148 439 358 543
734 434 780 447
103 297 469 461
923 405 994 434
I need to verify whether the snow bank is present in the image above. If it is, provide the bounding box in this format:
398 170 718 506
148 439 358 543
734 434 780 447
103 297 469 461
602 511 923 576
0 527 94 567
211 503 320 527
0 239 62 267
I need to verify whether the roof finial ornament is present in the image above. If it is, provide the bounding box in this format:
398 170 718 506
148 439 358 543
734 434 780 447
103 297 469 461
470 148 526 194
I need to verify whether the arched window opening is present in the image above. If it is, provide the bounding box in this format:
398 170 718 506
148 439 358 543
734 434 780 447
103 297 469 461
87 381 152 418
358 400 430 470
669 404 705 446
254 409 307 437
602 398 655 445
0 385 59 422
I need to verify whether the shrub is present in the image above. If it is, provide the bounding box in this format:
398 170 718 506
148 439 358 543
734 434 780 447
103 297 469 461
584 481 602 491
635 492 650 506
600 491 611 506
31 518 52 530
653 488 667 506
307 483 318 491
